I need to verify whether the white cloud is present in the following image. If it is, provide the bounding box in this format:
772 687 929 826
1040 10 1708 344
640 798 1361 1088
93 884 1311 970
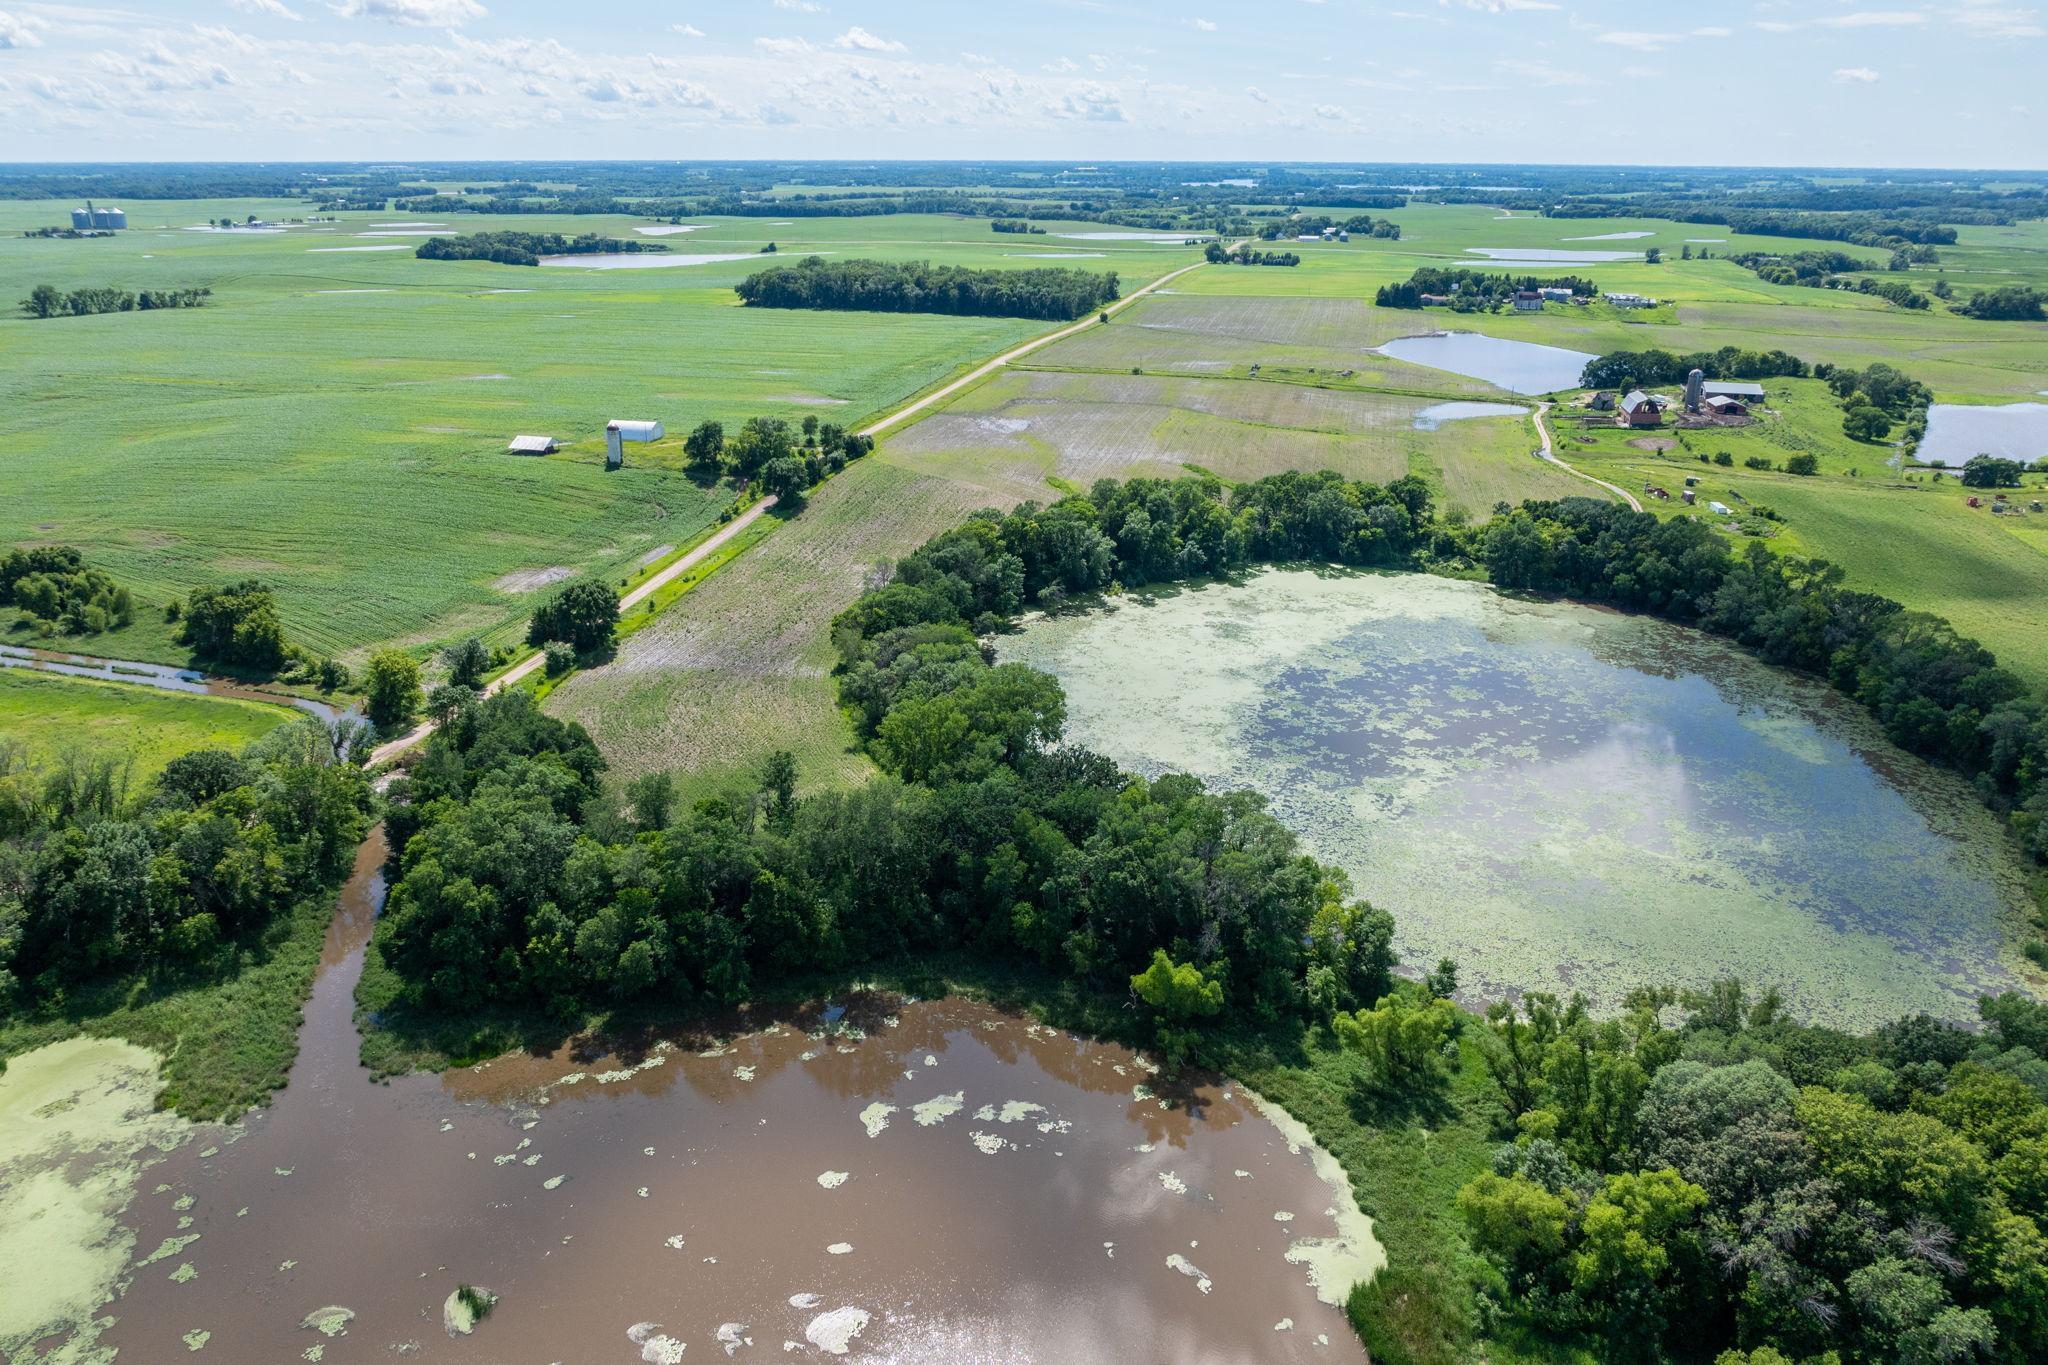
1442 0 1559 10
1949 2 2046 38
1192 17 1216 30
1817 10 1927 26
1503 57 1588 85
773 0 825 10
229 0 304 18
1595 27 1727 51
832 25 903 53
671 22 703 37
0 7 46 46
1313 101 1345 118
333 0 485 26
1834 66 1882 81
1245 83 1269 102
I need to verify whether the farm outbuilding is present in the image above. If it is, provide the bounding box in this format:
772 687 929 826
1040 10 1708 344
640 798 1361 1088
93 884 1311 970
1703 381 1766 401
605 419 664 469
507 434 559 455
1513 290 1543 311
1617 391 1664 428
1704 395 1749 417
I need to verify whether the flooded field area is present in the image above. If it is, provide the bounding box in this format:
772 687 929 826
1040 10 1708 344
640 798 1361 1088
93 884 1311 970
998 570 2038 1027
4 832 1376 1364
1376 331 1597 395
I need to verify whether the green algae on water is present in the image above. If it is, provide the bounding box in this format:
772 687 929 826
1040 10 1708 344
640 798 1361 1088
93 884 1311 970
1000 569 2039 1027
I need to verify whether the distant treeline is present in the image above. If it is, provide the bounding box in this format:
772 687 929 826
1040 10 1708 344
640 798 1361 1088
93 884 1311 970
1375 267 1594 310
414 231 664 266
1207 244 1299 266
1549 200 1961 249
18 284 211 318
735 256 1119 320
1578 346 1811 390
1256 213 1399 241
1729 248 1932 309
991 219 1046 234
1956 285 2048 321
1 546 133 636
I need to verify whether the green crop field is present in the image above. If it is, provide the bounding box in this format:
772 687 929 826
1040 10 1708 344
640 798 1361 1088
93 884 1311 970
0 201 1196 663
0 670 296 780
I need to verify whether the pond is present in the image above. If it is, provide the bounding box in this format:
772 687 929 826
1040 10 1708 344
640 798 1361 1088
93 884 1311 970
1411 401 1531 431
997 570 2038 1028
1377 331 1597 395
539 251 773 269
7 831 1376 1363
1918 402 2048 466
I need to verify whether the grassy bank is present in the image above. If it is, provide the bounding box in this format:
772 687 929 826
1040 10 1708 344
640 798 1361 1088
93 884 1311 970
0 668 297 780
0 885 334 1120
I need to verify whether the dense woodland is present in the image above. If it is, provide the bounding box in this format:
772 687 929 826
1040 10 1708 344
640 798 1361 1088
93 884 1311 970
0 723 374 1013
735 256 1120 320
1578 347 1812 390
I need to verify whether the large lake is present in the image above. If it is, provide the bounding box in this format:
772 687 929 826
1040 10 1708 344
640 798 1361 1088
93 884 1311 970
998 570 2036 1027
1377 331 1597 395
7 832 1375 1363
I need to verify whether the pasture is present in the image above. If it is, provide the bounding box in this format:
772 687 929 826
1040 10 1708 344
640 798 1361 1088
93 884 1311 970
0 202 1196 663
0 669 295 780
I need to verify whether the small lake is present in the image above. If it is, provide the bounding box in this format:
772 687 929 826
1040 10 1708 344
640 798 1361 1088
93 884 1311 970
1464 246 1640 264
1054 232 1211 242
14 830 1375 1363
538 251 771 269
1378 331 1597 395
1918 402 2048 466
1412 401 1531 430
997 570 2036 1027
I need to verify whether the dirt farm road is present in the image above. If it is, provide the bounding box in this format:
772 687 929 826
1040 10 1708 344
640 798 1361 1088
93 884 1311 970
858 248 1229 440
1533 401 1643 512
367 493 780 767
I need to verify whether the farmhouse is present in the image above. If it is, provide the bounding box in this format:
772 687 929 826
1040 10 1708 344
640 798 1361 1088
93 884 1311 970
1538 287 1575 303
507 434 559 455
1604 292 1658 308
1513 290 1543 312
1616 390 1664 428
1419 293 1450 307
1589 391 1616 411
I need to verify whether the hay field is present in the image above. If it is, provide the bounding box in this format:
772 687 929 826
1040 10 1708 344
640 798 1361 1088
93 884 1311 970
0 202 1195 662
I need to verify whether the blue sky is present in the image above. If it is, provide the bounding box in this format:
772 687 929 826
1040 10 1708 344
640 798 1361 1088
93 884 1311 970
1 0 2042 167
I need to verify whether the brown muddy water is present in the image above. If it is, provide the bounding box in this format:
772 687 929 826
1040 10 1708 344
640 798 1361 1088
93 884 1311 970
21 828 1376 1363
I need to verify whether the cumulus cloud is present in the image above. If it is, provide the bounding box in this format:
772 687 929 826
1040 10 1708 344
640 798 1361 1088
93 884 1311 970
1834 66 1882 81
1192 17 1216 30
1949 1 2046 38
333 0 486 27
1245 83 1269 102
672 22 703 37
1047 83 1123 120
832 25 904 52
773 0 825 10
229 0 304 18
0 7 46 47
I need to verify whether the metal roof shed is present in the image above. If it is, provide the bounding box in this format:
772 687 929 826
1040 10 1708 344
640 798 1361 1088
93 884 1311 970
507 434 558 455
